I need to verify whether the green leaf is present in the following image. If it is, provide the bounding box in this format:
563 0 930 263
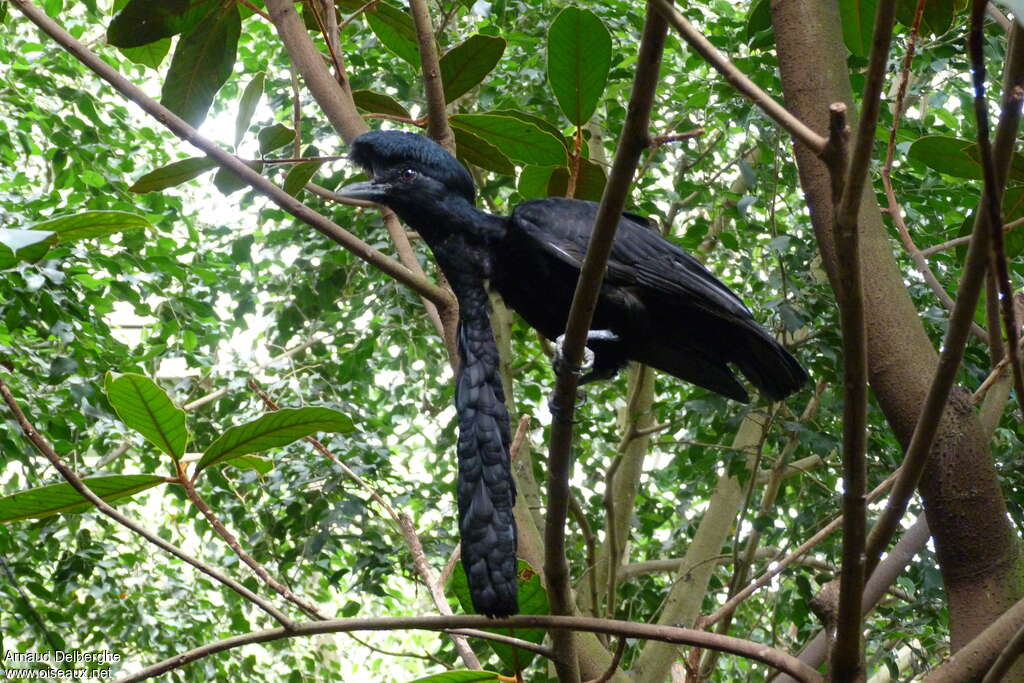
448 559 548 670
838 0 878 57
352 89 412 119
546 7 612 127
440 34 506 103
104 372 188 461
0 229 53 269
449 114 566 166
258 123 296 155
405 672 502 683
29 210 152 241
908 136 982 179
453 126 515 176
0 228 54 254
129 157 217 192
196 407 355 472
0 475 167 524
107 0 217 48
518 158 606 201
235 72 265 148
486 109 569 149
363 1 420 65
896 0 961 35
225 455 274 475
214 160 263 196
161 3 241 128
120 38 171 69
284 161 324 197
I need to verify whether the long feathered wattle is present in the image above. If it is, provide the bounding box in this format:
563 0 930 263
453 285 518 617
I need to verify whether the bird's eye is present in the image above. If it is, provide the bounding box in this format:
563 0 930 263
401 167 418 181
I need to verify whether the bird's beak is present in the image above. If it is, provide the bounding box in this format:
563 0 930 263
335 179 389 203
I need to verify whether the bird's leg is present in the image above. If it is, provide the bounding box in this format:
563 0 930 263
549 330 621 422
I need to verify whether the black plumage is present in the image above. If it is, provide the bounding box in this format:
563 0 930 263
339 129 808 617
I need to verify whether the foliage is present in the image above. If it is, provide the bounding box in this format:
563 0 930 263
0 0 1019 681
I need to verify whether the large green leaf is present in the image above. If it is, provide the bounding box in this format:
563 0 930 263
0 212 151 269
213 160 263 195
448 559 548 670
104 373 188 461
908 136 983 179
440 34 506 103
546 7 612 127
838 0 878 57
364 2 420 65
107 0 217 48
129 157 218 192
453 126 516 176
0 475 167 524
486 109 569 149
352 89 412 119
161 3 241 128
29 210 153 241
196 407 355 471
235 72 265 148
284 160 324 197
896 0 959 35
121 38 172 69
450 114 566 166
518 158 606 201
258 123 296 155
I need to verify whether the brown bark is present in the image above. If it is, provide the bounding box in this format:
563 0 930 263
770 0 1023 653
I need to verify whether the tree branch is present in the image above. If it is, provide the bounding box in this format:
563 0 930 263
826 1 897 676
9 0 449 310
119 614 823 683
408 0 455 152
543 5 669 679
0 376 295 629
649 0 825 155
862 19 1024 584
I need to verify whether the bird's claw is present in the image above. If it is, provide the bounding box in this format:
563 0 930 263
547 389 588 424
551 330 619 379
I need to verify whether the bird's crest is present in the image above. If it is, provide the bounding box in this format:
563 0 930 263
349 130 476 204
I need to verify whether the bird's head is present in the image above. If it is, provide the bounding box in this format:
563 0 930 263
337 130 476 214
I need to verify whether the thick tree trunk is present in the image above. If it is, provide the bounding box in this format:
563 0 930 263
770 0 1023 656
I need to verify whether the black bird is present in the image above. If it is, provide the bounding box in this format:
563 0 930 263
337 129 808 617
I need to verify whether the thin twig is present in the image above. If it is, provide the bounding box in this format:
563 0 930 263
863 21 1024 588
408 0 455 152
919 215 1024 256
0 376 295 629
177 462 328 620
703 469 899 627
970 0 1024 419
587 636 628 683
650 0 825 155
880 0 989 344
245 379 481 667
339 0 383 32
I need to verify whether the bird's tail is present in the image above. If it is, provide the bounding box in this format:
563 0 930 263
454 304 518 617
731 319 808 401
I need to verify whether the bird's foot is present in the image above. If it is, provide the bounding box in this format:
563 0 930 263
547 389 588 424
551 329 619 379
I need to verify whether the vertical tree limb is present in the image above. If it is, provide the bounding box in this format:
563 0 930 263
408 0 455 152
543 3 670 678
825 1 897 677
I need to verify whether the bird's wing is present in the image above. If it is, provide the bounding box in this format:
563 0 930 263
510 198 752 319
